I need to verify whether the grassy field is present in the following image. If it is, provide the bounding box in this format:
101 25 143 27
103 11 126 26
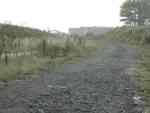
0 38 101 81
0 24 102 81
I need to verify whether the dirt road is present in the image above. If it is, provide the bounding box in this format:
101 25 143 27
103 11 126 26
0 42 143 113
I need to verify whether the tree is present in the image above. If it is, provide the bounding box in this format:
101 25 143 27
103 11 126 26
120 0 150 26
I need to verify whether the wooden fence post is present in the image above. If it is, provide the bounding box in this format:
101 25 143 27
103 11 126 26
4 51 8 65
42 39 47 56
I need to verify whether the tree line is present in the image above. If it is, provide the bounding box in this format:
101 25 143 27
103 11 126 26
120 0 150 26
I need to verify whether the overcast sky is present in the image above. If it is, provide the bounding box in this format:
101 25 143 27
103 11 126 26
0 0 125 32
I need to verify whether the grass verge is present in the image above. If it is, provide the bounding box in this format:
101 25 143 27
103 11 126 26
137 45 150 113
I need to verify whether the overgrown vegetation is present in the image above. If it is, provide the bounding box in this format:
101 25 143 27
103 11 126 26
137 46 150 106
0 23 99 81
104 26 150 44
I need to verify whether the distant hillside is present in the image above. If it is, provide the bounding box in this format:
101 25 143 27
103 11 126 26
0 23 51 39
69 27 113 37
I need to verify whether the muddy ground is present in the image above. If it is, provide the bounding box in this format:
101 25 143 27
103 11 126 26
0 42 144 113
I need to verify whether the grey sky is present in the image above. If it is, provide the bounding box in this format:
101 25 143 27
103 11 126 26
0 0 125 32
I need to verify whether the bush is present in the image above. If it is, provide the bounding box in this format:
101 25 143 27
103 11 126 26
105 26 150 45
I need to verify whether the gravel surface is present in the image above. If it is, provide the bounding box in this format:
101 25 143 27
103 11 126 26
0 42 144 113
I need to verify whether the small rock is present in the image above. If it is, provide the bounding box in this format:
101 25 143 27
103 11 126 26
133 96 144 105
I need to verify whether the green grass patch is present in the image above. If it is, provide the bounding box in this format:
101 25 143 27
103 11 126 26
137 45 150 111
0 57 49 81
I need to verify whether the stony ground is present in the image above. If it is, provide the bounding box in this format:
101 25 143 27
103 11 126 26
0 42 144 113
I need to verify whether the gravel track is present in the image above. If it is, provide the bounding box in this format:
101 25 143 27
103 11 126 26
0 42 143 113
